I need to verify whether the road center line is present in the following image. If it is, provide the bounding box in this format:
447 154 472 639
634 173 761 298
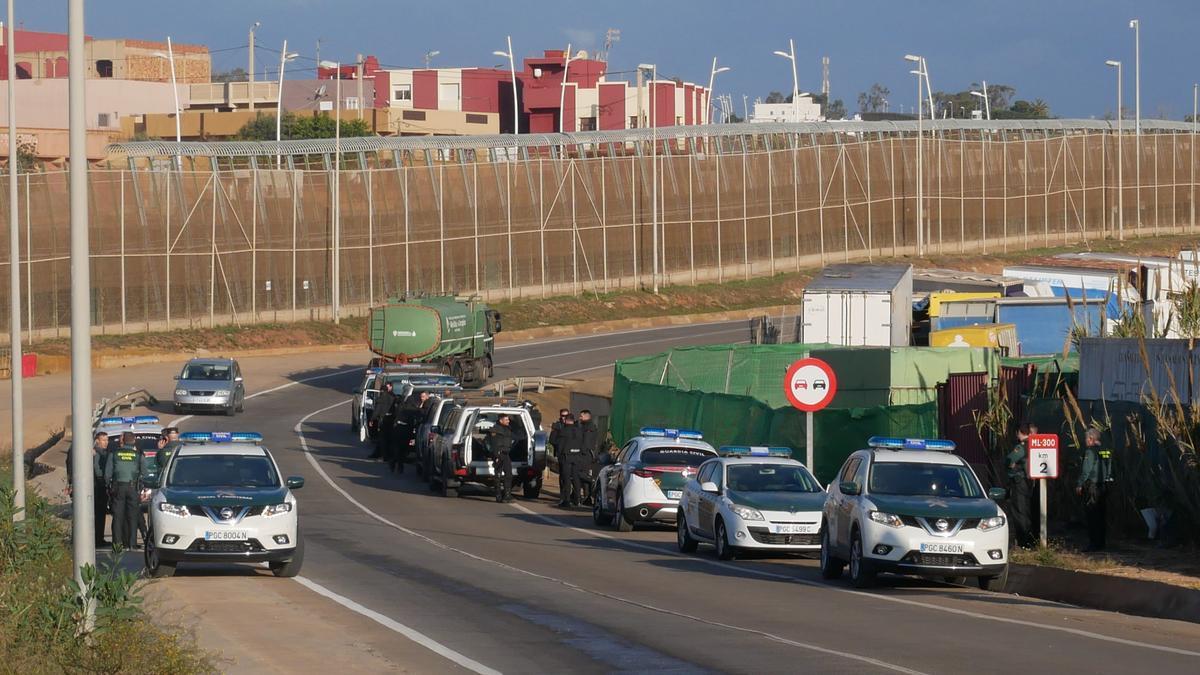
505 501 1200 659
294 400 927 675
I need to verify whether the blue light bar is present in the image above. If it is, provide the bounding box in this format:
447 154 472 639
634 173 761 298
97 417 133 426
178 431 264 444
868 436 957 452
719 446 794 458
133 415 160 425
640 427 704 440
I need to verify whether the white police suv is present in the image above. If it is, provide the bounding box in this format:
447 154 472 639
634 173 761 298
677 447 825 559
143 432 305 579
821 437 1009 590
593 427 717 532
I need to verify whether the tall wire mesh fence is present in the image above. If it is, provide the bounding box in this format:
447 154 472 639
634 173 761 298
2 121 1199 340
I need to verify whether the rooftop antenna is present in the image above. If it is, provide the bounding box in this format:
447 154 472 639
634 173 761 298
821 56 830 99
423 50 440 69
601 28 620 62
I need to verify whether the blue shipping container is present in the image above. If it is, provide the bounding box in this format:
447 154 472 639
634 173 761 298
996 300 1107 355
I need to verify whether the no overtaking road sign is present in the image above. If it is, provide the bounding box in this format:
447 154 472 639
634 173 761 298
784 357 838 412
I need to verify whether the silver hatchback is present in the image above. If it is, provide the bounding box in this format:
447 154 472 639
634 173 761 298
173 357 245 416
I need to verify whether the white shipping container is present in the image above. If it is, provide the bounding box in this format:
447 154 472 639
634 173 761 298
1077 338 1193 404
802 264 912 346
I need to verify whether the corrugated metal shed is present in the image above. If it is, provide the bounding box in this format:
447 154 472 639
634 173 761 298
805 263 913 293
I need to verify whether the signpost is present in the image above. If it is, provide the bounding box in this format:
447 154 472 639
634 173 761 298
783 357 838 470
1027 433 1059 547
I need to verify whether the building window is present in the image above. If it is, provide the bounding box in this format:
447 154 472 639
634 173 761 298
97 113 111 127
344 97 360 110
96 59 113 78
438 83 460 103
629 116 638 128
579 117 597 131
393 85 412 102
402 110 426 121
465 113 488 125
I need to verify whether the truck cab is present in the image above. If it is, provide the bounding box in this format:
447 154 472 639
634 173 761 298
430 402 546 500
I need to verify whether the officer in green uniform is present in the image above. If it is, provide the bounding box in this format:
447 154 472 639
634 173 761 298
1005 423 1034 547
104 431 143 550
1077 427 1114 551
157 427 181 474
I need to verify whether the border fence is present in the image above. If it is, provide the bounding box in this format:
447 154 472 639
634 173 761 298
2 119 1199 340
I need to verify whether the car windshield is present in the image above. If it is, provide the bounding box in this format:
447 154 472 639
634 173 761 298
868 462 983 498
182 364 232 381
641 447 713 467
726 464 821 493
167 454 280 489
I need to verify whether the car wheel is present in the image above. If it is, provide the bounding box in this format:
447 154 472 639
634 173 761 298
849 530 876 588
592 489 612 526
144 531 176 579
978 565 1009 592
224 401 236 417
236 393 244 413
715 520 736 560
270 534 304 578
350 412 358 432
522 478 542 500
819 528 845 579
677 513 699 553
615 494 633 532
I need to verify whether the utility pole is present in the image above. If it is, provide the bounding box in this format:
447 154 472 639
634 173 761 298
333 61 341 323
68 0 95 626
7 0 24 522
356 54 364 120
316 37 322 67
248 21 259 110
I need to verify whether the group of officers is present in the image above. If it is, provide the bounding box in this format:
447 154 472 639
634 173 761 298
69 426 183 551
367 382 436 473
549 408 601 508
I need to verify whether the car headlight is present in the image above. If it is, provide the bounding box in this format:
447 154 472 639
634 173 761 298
158 503 189 518
869 510 904 528
978 515 1006 531
731 505 764 521
174 389 188 397
262 503 293 517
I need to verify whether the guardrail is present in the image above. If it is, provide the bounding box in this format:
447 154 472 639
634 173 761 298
489 377 577 397
91 388 158 426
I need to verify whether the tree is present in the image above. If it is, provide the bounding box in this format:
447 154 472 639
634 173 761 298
212 67 248 83
764 91 788 104
811 93 847 120
857 83 890 114
235 112 372 140
972 83 1015 112
1002 99 1051 119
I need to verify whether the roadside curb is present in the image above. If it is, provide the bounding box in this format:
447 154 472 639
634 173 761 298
1007 563 1200 624
21 305 789 376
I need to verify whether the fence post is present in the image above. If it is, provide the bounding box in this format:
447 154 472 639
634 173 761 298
439 162 446 294
210 169 218 327
866 136 872 257
291 170 298 319
506 158 514 300
368 168 375 304
816 138 826 263
841 143 849 261
959 132 966 253
716 147 722 282
120 171 126 332
1023 131 1030 248
1044 129 1050 244
24 174 31 342
600 154 608 292
631 150 638 288
793 133 800 270
572 159 579 295
723 348 733 394
403 163 410 295
981 129 987 253
539 156 546 296
767 143 775 274
889 135 896 257
742 143 749 279
166 167 172 330
688 152 695 285
473 162 479 293
1003 131 1009 250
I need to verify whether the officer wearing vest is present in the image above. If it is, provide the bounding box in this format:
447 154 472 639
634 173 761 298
67 430 112 547
104 431 143 550
1077 427 1114 552
556 414 585 507
488 414 515 503
157 427 182 474
1005 423 1035 547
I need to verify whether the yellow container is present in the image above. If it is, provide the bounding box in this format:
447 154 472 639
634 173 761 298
929 323 1019 356
928 291 1001 317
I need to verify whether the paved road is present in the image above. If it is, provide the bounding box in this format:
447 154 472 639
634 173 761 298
161 320 1200 674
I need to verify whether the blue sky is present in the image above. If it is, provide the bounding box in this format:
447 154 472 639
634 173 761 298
19 0 1200 119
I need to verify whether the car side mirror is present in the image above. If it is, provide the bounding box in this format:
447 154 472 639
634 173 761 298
700 481 719 494
173 374 180 380
988 487 1007 501
839 481 861 496
286 476 305 490
235 376 244 382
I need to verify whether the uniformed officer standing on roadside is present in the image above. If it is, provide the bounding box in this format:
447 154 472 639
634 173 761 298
556 414 584 507
136 435 166 546
1005 423 1034 547
370 382 398 461
1077 427 1114 552
393 391 429 474
488 414 515 502
104 431 143 550
157 426 181 474
68 431 112 547
549 408 569 485
577 410 600 506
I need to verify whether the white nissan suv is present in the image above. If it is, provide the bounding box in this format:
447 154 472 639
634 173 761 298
820 437 1009 590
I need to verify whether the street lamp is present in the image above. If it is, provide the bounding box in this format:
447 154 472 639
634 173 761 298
7 0 25 522
970 80 991 120
248 21 260 111
772 39 799 121
276 40 298 165
707 57 730 125
493 36 520 135
1106 59 1124 240
423 50 440 69
151 40 181 146
558 43 573 136
638 63 660 293
904 54 925 255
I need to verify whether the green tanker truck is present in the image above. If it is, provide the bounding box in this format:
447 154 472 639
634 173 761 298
366 295 501 387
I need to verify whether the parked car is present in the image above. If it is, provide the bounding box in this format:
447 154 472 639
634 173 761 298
428 401 546 500
173 358 245 416
592 427 717 532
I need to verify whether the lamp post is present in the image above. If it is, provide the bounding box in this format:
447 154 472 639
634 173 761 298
905 54 925 255
970 80 991 120
248 21 259 110
1106 59 1123 240
638 63 659 292
275 40 298 166
423 50 440 69
558 43 572 136
333 61 341 324
1130 18 1140 229
772 39 799 121
7 0 24 522
493 37 519 135
152 39 182 153
707 57 730 125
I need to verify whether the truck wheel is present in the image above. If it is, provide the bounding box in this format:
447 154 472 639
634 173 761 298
522 479 542 500
450 361 464 383
484 355 494 379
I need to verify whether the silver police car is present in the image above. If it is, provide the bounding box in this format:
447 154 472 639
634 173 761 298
173 357 245 416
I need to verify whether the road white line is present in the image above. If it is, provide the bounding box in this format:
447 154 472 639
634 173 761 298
494 319 746 351
500 327 744 367
294 401 927 675
505 502 1200 659
293 576 501 675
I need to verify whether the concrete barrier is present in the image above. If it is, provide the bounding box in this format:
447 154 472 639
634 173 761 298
1007 563 1200 624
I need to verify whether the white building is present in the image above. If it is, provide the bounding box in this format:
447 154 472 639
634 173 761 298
751 97 823 123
